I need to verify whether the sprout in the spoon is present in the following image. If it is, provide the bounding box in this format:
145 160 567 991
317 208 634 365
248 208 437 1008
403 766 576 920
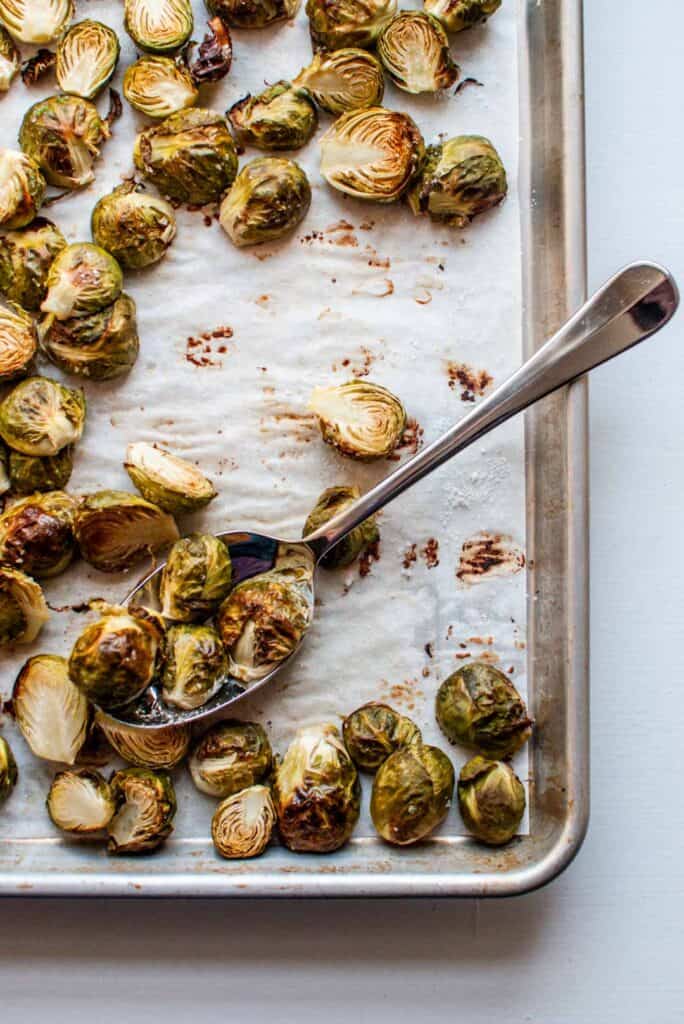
47 768 115 833
56 20 120 99
0 490 77 579
0 376 86 456
74 491 179 573
159 533 232 622
40 294 140 382
19 95 108 191
13 653 88 763
0 567 49 646
107 767 176 854
189 720 272 797
125 443 216 514
0 149 46 229
0 219 66 312
212 785 276 859
309 379 406 460
161 623 227 711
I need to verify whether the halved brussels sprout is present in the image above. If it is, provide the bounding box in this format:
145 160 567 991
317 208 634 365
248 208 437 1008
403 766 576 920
74 490 179 573
0 567 49 645
219 157 311 248
40 294 140 382
0 442 9 495
68 606 164 709
0 25 19 91
293 48 384 115
134 108 238 206
424 0 501 33
0 219 66 312
0 0 73 44
408 135 507 227
303 485 378 568
13 653 88 762
0 149 46 229
159 533 232 623
320 106 424 202
0 302 37 382
47 768 115 832
188 720 272 797
457 755 525 845
56 20 120 99
436 662 532 759
0 735 18 803
370 743 454 845
378 12 458 94
343 702 421 771
212 785 276 859
124 0 192 54
8 447 74 494
19 95 108 190
307 0 397 50
125 443 216 514
41 243 123 321
123 56 198 119
0 376 86 456
95 712 191 769
92 184 177 271
228 83 318 152
273 722 361 853
161 623 226 711
107 767 176 854
309 379 406 460
0 490 77 578
207 0 299 29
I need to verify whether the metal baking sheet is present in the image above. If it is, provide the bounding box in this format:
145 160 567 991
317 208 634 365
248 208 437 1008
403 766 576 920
0 0 587 896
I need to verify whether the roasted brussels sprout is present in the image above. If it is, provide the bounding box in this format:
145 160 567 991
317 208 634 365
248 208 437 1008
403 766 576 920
0 566 49 645
13 653 88 762
0 219 66 312
0 0 73 44
457 755 525 845
0 490 77 578
293 48 384 115
424 0 501 33
0 376 85 456
8 447 74 494
408 135 507 227
370 743 454 845
92 185 177 271
56 20 120 99
229 83 318 152
219 157 311 248
0 302 37 382
320 107 424 202
0 442 9 496
303 485 378 568
189 16 233 83
47 768 115 832
212 785 276 859
124 0 193 54
125 443 216 514
107 767 176 854
207 0 299 29
68 606 164 709
436 663 532 759
273 723 360 853
134 108 238 206
123 56 198 119
161 623 226 711
307 0 397 50
309 379 406 460
0 25 19 91
19 95 108 191
189 720 272 797
0 149 46 229
0 735 17 803
378 12 458 93
159 533 232 623
74 490 179 573
39 294 139 381
343 702 421 771
95 712 191 769
41 243 122 321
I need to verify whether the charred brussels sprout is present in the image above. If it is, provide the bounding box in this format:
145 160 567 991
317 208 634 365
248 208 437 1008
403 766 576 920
320 107 424 202
219 157 311 248
457 755 525 845
207 0 299 28
40 294 139 381
13 654 88 762
74 491 179 573
0 736 17 803
0 149 46 229
343 702 421 771
190 17 233 83
159 533 232 622
41 243 122 321
95 712 191 769
107 767 176 854
161 623 226 711
309 379 406 460
293 48 384 115
273 723 360 853
19 95 108 190
436 662 532 759
125 443 216 514
0 376 85 456
378 12 458 93
307 0 397 50
134 108 238 206
303 485 378 568
0 490 77 578
370 743 454 845
0 25 19 91
212 785 276 859
124 55 198 119
189 720 272 797
47 768 115 832
124 0 193 54
0 566 49 645
229 83 318 152
0 218 66 312
0 302 37 382
408 135 507 227
424 0 501 33
92 184 177 271
0 0 73 44
8 447 73 494
56 20 120 99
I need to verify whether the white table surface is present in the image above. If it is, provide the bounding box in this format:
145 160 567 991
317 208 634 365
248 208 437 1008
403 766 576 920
2 3 683 1020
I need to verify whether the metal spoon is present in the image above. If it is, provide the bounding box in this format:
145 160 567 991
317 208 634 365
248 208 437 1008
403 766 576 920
111 261 678 728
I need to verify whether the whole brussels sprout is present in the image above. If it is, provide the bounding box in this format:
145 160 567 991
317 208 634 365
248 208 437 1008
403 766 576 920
74 490 179 573
370 743 454 845
92 184 177 271
123 55 198 119
56 20 120 99
228 83 318 152
19 95 108 190
0 490 77 578
134 108 238 206
0 566 49 645
124 0 193 54
0 302 37 382
307 0 397 50
273 723 360 853
0 149 46 229
219 157 311 248
320 107 424 203
436 662 532 759
125 443 216 514
161 623 227 711
212 785 276 859
343 702 421 771
207 0 299 29
8 447 74 494
0 25 19 91
13 653 88 762
0 0 73 44
0 735 17 803
0 218 66 312
159 533 232 622
424 0 501 33
293 48 384 115
309 379 406 460
0 376 86 456
107 767 176 853
39 294 140 382
408 135 507 227
189 720 272 797
457 755 525 845
378 12 458 94
303 485 378 568
96 711 191 769
47 768 115 833
41 243 123 321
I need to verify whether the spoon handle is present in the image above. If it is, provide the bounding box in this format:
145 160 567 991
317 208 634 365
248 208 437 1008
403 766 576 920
305 261 679 559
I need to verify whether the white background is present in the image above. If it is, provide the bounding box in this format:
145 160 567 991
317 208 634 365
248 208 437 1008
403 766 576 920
1 1 683 1021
